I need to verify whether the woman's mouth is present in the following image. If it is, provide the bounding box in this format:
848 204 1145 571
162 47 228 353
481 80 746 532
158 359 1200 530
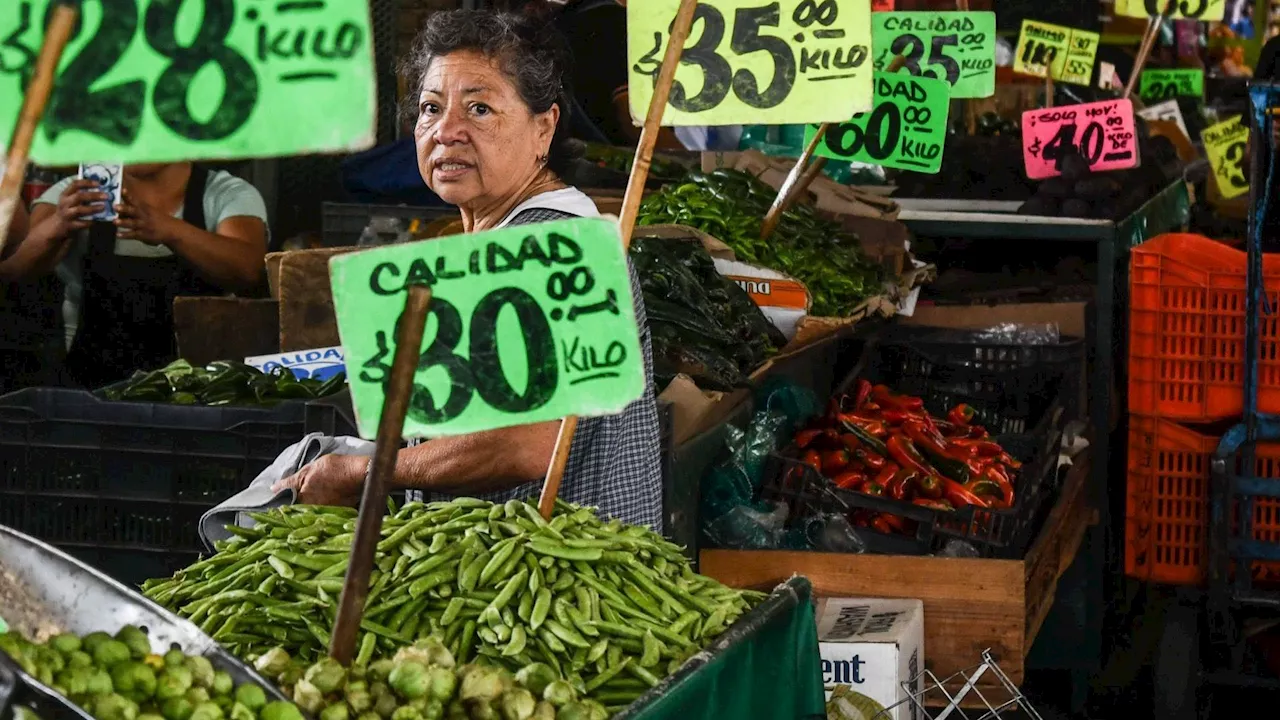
433 160 473 180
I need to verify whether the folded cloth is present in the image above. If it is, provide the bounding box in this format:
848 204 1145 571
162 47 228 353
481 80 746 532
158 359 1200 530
198 433 375 550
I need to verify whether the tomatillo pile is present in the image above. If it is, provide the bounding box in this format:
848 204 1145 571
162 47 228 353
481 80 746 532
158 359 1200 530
255 639 613 719
0 625 301 720
143 499 764 707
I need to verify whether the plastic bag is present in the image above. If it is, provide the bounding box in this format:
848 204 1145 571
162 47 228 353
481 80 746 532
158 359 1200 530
703 502 788 550
972 322 1062 346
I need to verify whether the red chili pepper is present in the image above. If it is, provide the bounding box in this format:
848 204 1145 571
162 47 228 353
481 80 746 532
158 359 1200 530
912 498 955 511
862 481 886 497
832 471 866 490
801 450 822 471
902 419 949 457
879 513 908 534
821 449 851 475
941 477 990 508
871 516 894 534
880 408 920 425
964 479 1004 502
839 414 888 438
998 452 1022 470
916 473 943 500
872 462 899 488
947 404 976 426
885 433 933 477
949 438 1005 457
981 465 1016 507
853 448 886 471
854 378 874 409
839 433 861 453
871 385 925 412
886 469 918 501
795 429 825 449
965 425 990 439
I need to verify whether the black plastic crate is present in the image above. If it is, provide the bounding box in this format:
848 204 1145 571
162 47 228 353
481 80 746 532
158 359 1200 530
305 388 360 437
0 388 304 579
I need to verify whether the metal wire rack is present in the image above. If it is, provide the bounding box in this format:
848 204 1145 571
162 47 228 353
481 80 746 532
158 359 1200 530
872 650 1043 720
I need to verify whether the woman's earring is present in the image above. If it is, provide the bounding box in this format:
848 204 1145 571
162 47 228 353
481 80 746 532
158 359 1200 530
538 154 549 165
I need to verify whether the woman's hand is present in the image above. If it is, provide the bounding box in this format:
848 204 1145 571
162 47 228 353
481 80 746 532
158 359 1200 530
51 179 108 236
115 189 180 245
272 453 368 507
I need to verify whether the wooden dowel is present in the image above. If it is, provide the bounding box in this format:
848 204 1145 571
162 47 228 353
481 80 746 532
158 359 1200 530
0 2 78 253
617 0 700 251
1124 0 1175 100
329 285 432 664
538 0 699 521
1045 74 1054 108
761 124 828 241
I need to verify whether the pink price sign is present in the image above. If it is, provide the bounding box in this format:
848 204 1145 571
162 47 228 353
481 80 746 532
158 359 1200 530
1021 98 1139 180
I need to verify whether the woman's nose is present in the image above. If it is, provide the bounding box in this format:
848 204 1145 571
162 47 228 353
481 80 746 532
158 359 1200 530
433 107 469 145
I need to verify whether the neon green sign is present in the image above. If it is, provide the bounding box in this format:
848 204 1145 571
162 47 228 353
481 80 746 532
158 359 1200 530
0 0 376 164
807 72 951 173
331 218 646 440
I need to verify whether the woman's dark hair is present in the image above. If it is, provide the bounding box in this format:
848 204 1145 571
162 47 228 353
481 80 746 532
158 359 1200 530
402 10 577 176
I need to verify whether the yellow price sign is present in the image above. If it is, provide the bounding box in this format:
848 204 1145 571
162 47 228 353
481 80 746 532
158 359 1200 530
1202 115 1250 199
627 0 873 125
1013 20 1098 85
1114 0 1225 21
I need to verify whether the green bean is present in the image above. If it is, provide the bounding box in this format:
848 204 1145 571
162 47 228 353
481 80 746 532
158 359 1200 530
530 588 552 631
528 540 603 562
584 658 631 693
543 619 591 649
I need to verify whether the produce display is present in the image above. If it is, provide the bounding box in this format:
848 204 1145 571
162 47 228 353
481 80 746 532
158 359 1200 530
142 499 764 708
102 360 347 407
788 380 1022 534
252 641 613 720
581 143 687 184
0 625 300 720
636 170 885 317
893 134 1037 201
630 234 786 391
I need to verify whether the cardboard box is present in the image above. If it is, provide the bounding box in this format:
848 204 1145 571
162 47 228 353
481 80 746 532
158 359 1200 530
818 598 925 720
173 297 279 366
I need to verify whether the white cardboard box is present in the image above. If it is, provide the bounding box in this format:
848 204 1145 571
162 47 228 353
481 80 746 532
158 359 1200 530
817 598 925 720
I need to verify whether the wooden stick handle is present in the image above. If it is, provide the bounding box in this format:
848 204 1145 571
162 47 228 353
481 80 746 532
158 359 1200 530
1124 1 1174 100
0 2 78 253
1045 74 1054 108
761 125 828 241
329 285 432 664
538 0 699 521
617 0 700 251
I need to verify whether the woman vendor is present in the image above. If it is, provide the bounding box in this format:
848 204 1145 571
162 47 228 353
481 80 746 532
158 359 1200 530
273 9 663 530
1 163 269 389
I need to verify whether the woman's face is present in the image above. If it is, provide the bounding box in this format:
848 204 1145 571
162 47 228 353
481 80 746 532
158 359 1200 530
414 50 559 209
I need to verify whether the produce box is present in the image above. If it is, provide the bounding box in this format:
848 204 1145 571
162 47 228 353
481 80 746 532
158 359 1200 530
702 453 1094 706
818 598 924 720
173 297 279 367
270 247 360 352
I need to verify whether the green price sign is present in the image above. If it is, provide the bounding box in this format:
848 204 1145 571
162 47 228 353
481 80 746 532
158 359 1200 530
805 72 951 173
627 0 874 126
1139 69 1204 102
0 0 376 165
872 11 996 99
331 218 646 440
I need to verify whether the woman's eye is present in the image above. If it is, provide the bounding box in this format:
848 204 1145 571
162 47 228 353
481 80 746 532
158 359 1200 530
471 103 491 117
420 102 440 115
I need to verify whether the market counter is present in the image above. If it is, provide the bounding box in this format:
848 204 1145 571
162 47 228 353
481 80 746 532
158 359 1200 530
700 452 1094 703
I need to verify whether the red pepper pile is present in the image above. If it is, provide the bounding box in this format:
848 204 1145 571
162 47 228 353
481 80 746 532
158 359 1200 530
791 380 1023 535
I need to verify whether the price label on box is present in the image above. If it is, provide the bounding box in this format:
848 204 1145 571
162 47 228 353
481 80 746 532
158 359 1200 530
0 0 375 164
1114 0 1225 21
331 218 645 440
628 0 873 126
805 72 951 173
1013 20 1099 86
1139 68 1204 102
871 11 996 99
1022 99 1140 180
1137 99 1190 140
1202 115 1250 200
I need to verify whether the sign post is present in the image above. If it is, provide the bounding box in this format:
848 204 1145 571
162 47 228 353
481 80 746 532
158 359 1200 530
0 1 77 254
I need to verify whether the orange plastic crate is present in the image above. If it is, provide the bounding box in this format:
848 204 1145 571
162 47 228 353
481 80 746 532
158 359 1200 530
1126 415 1280 586
1129 233 1280 422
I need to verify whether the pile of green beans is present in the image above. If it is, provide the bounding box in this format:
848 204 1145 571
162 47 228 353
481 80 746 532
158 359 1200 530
143 499 763 706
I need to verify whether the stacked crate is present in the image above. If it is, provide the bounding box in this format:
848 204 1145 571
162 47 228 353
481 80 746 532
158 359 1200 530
1126 233 1280 585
